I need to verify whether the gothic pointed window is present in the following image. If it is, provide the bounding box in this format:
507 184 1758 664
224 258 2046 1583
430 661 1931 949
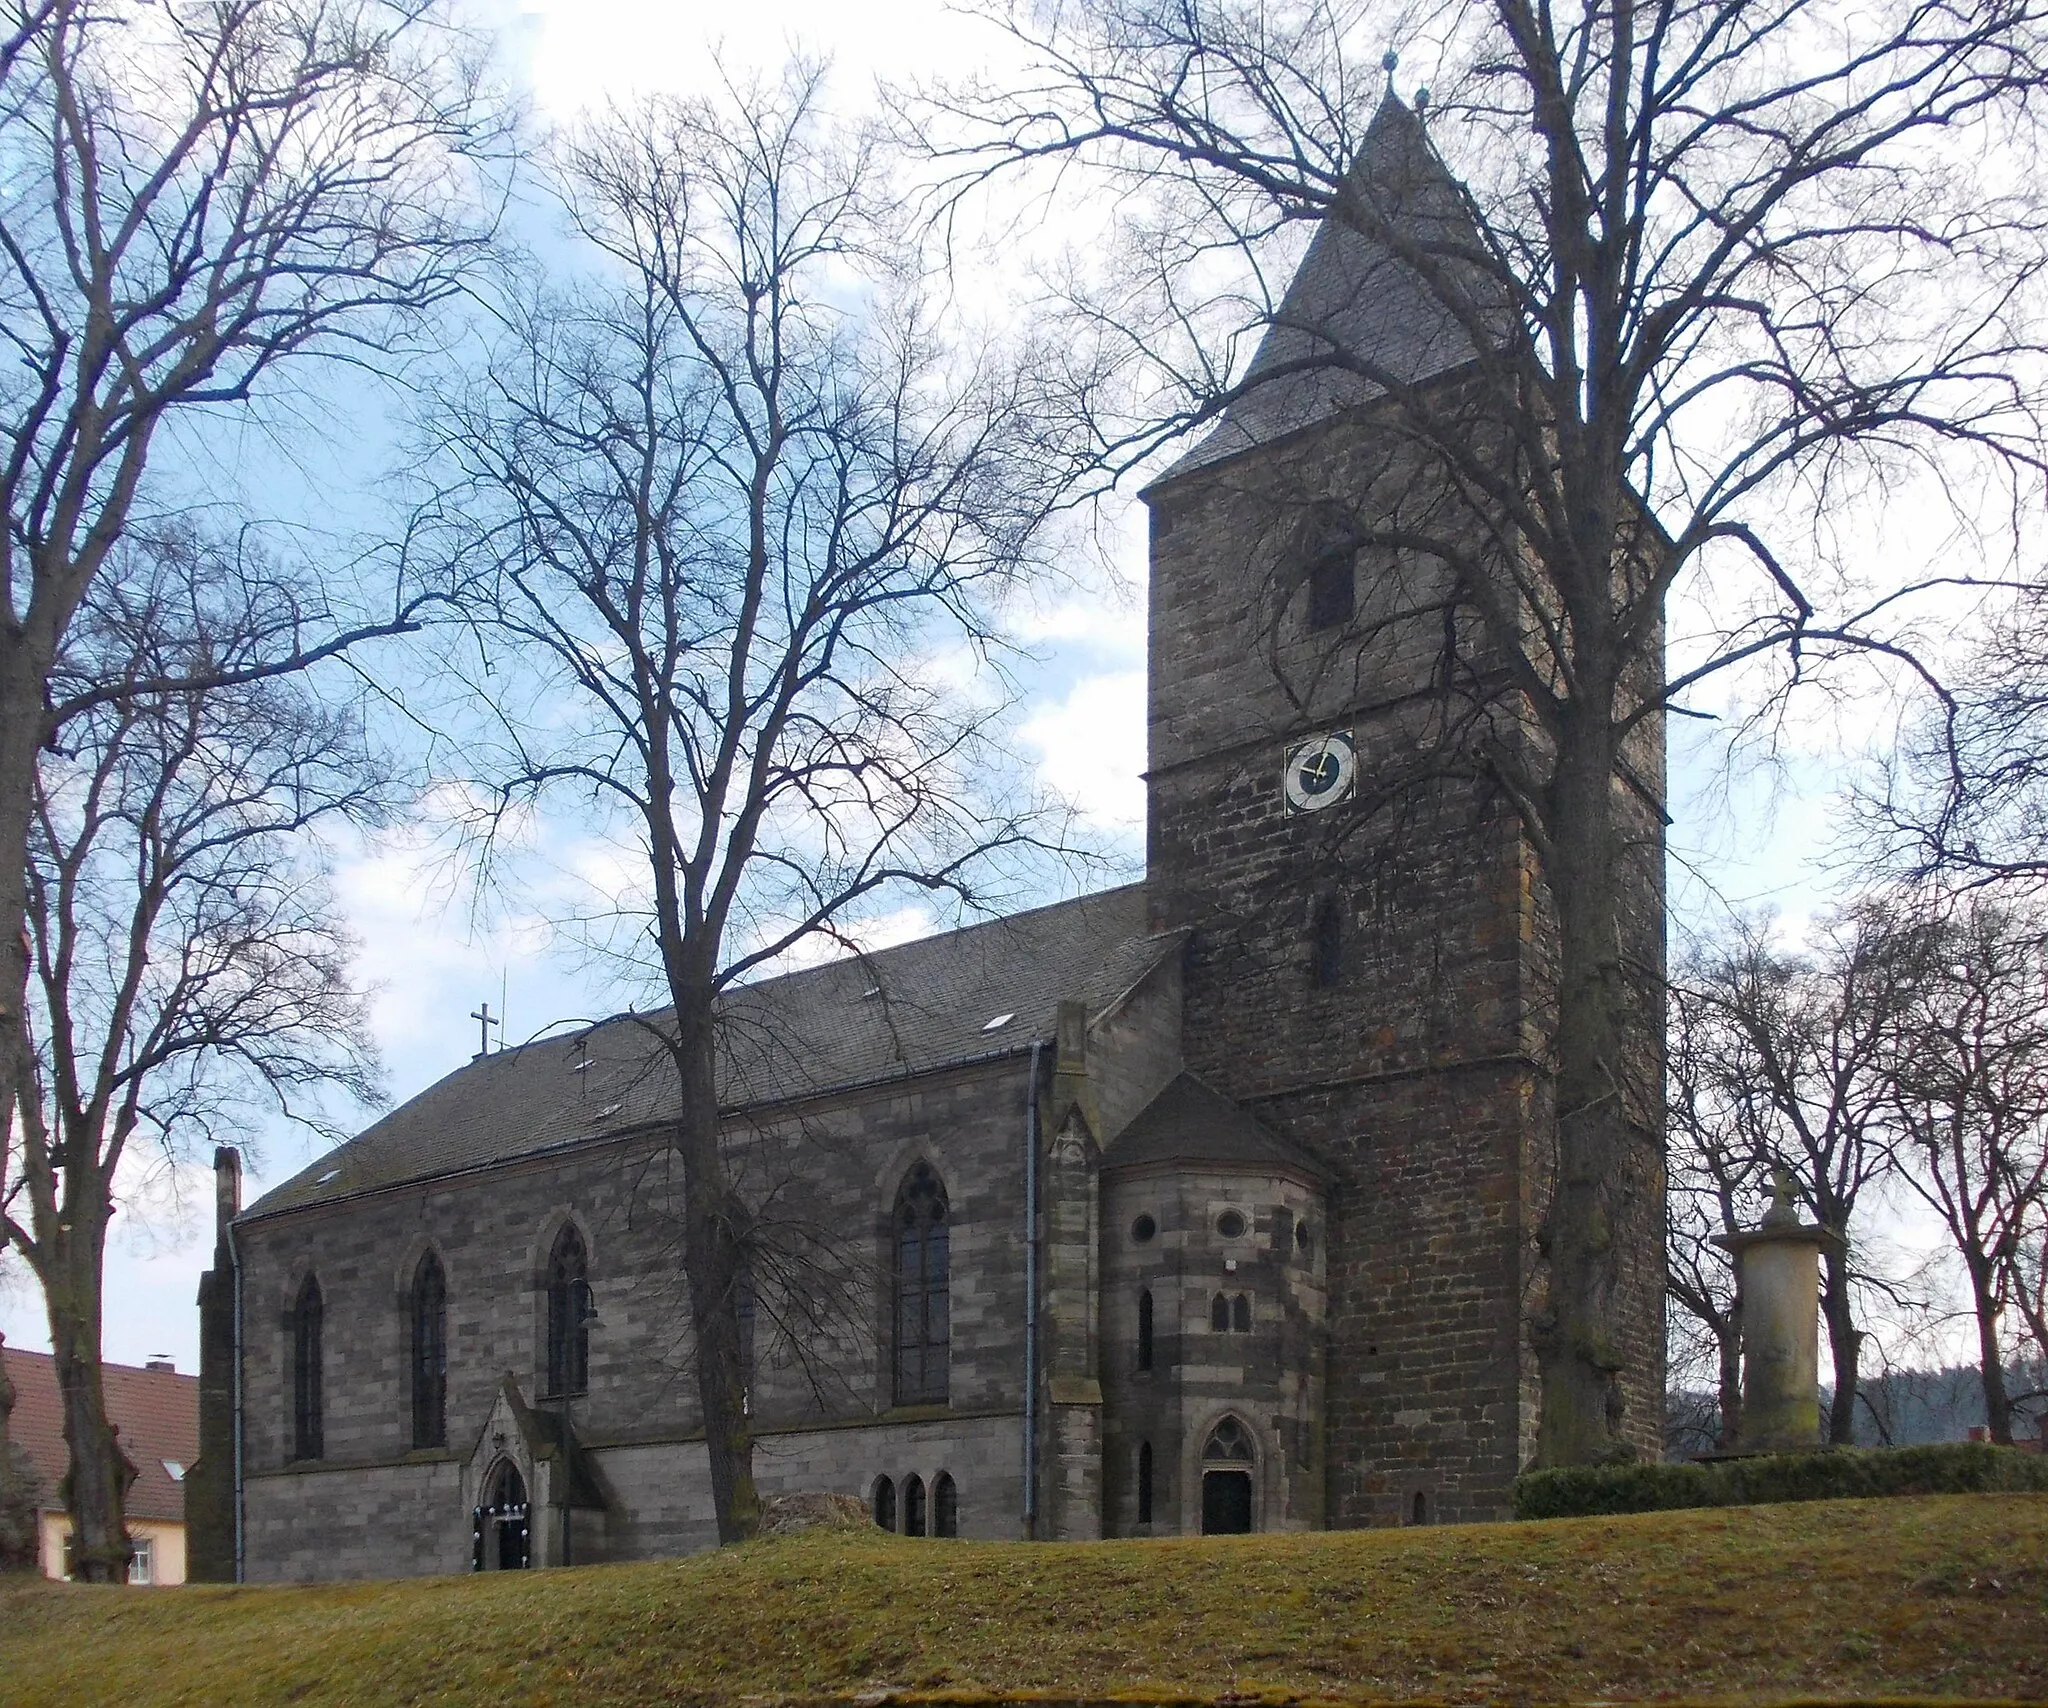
1210 1291 1230 1332
872 1475 896 1531
411 1251 448 1449
1137 1289 1155 1371
933 1472 959 1538
1138 1441 1154 1525
546 1224 590 1399
1307 543 1356 631
904 1473 927 1537
292 1275 324 1461
893 1163 950 1406
1232 1293 1252 1333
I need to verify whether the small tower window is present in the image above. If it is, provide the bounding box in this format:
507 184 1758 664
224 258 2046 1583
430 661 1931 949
1307 543 1356 630
1210 1292 1230 1332
1138 1441 1154 1525
1137 1289 1155 1371
933 1472 959 1538
1312 895 1344 987
904 1473 927 1537
1232 1293 1252 1333
873 1475 896 1531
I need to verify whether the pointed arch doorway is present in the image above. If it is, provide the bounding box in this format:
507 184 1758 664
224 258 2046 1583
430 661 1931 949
1199 1417 1255 1535
473 1460 531 1570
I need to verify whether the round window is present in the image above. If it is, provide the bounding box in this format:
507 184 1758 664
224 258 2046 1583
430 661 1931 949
1131 1214 1157 1243
1215 1209 1248 1240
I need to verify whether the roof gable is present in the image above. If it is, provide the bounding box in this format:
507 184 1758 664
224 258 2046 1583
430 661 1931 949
1103 1072 1328 1182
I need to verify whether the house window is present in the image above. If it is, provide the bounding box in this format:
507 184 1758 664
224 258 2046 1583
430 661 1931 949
546 1224 590 1399
1210 1292 1230 1332
893 1162 950 1406
1307 542 1356 630
411 1250 448 1450
1232 1293 1252 1333
872 1475 896 1531
1137 1289 1154 1371
904 1473 927 1537
1312 895 1344 987
933 1472 959 1538
292 1274 324 1461
1137 1441 1154 1525
129 1536 154 1585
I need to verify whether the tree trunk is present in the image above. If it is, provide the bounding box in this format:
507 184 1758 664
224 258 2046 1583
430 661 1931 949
670 996 759 1544
45 1210 133 1582
0 626 49 1249
1968 1257 2013 1446
1819 1247 1861 1446
1714 1313 1742 1451
1532 711 1645 1465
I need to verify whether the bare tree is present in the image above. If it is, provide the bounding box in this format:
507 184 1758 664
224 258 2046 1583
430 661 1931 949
0 0 501 1326
1672 910 1931 1444
418 68 1079 1543
1664 969 1760 1450
910 0 2048 1464
1884 893 2048 1443
0 529 385 1581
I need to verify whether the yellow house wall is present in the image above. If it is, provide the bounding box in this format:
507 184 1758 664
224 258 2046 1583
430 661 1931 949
36 1511 188 1585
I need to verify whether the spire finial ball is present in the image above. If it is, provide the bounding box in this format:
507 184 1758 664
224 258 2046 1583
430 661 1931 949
1382 48 1399 74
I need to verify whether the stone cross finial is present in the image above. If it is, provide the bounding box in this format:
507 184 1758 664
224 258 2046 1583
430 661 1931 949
1762 1165 1801 1228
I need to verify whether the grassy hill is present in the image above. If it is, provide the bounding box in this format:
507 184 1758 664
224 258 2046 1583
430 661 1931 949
2 1494 2044 1705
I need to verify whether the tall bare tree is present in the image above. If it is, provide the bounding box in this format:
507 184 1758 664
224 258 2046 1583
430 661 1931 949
1 529 385 1581
419 68 1078 1542
913 0 2048 1463
1885 894 2048 1443
0 0 500 1359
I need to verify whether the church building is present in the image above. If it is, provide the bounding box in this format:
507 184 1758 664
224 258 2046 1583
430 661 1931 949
190 97 1664 1582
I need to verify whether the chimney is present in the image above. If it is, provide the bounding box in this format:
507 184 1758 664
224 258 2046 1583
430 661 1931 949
145 1356 175 1373
213 1146 242 1235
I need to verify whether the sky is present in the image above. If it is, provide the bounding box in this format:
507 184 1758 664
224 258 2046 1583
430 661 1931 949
0 0 1908 1373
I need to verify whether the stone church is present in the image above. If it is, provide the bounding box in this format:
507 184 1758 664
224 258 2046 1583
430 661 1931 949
189 97 1664 1583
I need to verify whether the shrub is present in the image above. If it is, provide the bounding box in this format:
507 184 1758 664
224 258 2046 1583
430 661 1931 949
1515 1441 2048 1520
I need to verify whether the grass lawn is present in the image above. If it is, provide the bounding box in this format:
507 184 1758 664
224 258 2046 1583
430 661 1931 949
2 1494 2044 1705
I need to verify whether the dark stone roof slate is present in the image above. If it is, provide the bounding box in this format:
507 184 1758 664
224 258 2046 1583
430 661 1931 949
1103 1071 1328 1182
1153 96 1501 484
248 884 1169 1219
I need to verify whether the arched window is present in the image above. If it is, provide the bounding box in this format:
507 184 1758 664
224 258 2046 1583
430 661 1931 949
1306 541 1356 630
872 1475 896 1531
1210 1292 1230 1332
893 1163 949 1405
1137 1441 1154 1525
1137 1289 1154 1371
1312 895 1344 987
411 1251 447 1450
546 1224 590 1398
1204 1417 1254 1464
292 1275 323 1461
1232 1293 1251 1333
1410 1491 1430 1526
933 1472 958 1538
903 1473 927 1537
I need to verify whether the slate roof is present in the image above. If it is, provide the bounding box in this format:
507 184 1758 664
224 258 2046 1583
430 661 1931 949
1104 1072 1328 1182
249 884 1173 1219
1153 96 1505 484
3 1349 198 1524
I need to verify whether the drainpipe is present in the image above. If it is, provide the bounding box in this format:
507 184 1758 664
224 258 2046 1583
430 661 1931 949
227 1220 245 1584
1022 1040 1043 1540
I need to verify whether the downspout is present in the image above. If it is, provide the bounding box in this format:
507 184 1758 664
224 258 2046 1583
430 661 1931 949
1022 1040 1043 1540
227 1220 245 1584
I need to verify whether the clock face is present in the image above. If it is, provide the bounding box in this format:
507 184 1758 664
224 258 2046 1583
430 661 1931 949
1283 731 1357 813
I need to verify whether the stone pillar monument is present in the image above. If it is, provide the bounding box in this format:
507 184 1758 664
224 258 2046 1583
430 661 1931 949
1713 1170 1844 1454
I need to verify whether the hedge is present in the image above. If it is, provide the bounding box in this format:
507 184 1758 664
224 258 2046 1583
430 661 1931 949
1514 1440 2048 1520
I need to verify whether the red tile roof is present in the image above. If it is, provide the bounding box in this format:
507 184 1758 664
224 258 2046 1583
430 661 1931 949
3 1349 198 1524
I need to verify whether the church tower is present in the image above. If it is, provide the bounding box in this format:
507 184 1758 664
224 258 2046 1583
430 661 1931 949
1142 97 1665 1524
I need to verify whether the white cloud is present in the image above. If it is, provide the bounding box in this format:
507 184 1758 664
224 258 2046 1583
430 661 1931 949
1021 669 1147 837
